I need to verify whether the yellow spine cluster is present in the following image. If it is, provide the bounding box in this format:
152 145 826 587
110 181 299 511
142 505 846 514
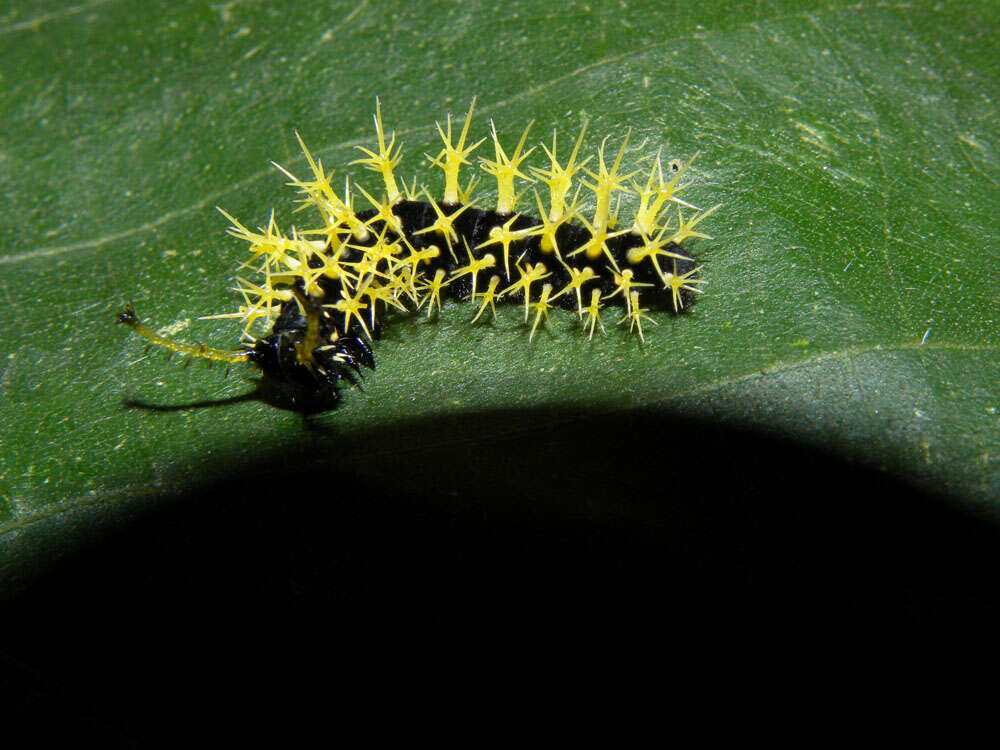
215 100 716 344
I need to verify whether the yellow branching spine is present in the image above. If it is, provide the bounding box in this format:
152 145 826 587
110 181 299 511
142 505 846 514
427 98 485 206
351 98 404 204
480 119 535 215
531 124 590 224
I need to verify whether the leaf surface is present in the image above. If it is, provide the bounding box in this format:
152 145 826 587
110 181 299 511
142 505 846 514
1 0 998 590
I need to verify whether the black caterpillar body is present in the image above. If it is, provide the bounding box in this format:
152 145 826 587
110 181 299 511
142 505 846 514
119 100 716 412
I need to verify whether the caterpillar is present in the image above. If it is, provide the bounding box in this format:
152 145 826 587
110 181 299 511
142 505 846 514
119 99 717 412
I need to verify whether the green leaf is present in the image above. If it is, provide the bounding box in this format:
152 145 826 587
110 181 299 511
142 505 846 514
1 0 998 592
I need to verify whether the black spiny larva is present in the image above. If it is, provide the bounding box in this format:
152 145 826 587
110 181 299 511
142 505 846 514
119 99 718 412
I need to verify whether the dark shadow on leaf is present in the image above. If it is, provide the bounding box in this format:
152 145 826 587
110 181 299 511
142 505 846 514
4 406 1000 747
123 376 346 415
123 393 259 411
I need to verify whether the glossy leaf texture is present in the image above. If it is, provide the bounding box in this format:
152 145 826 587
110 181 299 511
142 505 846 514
1 0 998 592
